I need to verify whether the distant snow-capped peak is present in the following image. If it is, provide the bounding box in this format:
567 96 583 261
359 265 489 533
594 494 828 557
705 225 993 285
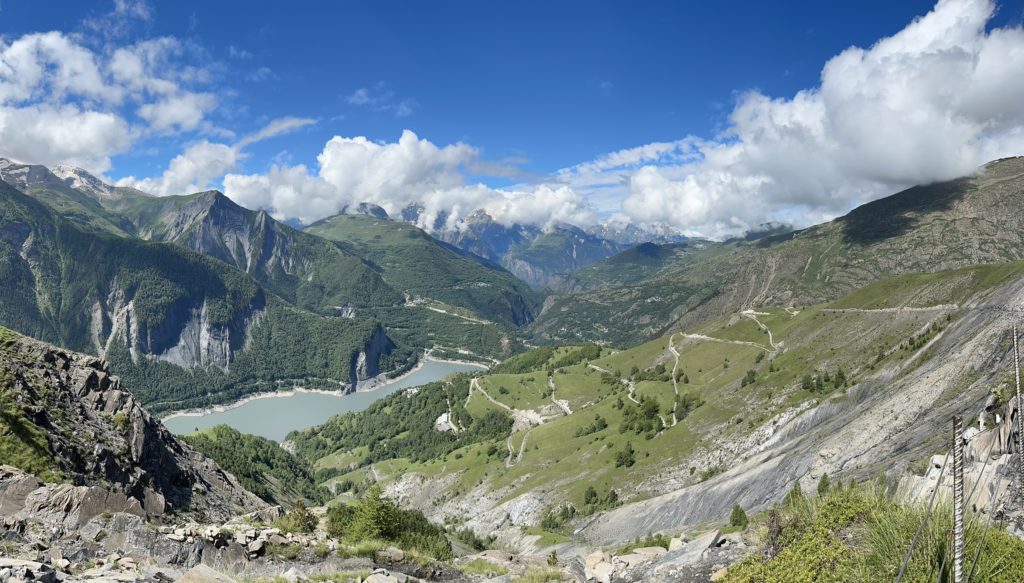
51 164 115 198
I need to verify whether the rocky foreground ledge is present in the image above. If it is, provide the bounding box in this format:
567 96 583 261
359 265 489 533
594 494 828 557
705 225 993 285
0 461 749 583
0 462 456 583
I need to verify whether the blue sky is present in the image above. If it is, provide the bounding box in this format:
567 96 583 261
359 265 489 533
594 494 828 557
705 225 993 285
2 1 1024 236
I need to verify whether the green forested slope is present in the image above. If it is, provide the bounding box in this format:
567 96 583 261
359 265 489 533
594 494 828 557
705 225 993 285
0 182 409 412
305 214 542 326
183 425 326 505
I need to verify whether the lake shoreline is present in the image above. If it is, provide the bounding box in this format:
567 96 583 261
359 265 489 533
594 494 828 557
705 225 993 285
160 355 487 424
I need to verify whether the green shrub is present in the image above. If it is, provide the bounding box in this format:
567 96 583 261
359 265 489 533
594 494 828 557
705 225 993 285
266 543 302 561
617 533 671 554
700 465 724 482
723 482 1024 583
614 442 636 468
325 485 452 560
274 499 318 534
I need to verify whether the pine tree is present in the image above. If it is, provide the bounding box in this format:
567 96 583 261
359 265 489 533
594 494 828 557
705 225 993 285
817 473 831 497
835 368 847 388
784 482 803 505
615 442 636 468
348 485 398 540
730 504 749 529
801 374 814 392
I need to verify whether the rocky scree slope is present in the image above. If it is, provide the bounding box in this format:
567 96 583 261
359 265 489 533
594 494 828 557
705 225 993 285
306 261 1024 558
581 270 1024 543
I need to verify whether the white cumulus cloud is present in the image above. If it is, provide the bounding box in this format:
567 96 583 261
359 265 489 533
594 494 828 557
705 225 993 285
118 141 238 195
0 29 220 173
117 116 316 195
617 0 1024 238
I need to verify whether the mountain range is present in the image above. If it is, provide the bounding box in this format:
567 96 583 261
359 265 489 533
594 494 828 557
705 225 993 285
3 156 1024 582
0 159 546 413
532 157 1024 345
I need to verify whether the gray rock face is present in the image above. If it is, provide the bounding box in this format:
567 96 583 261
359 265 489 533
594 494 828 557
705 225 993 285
0 334 265 522
349 324 397 390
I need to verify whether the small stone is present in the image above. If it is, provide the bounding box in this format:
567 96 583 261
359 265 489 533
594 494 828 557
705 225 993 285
711 566 729 581
117 557 137 570
616 553 647 567
632 546 667 559
167 533 186 542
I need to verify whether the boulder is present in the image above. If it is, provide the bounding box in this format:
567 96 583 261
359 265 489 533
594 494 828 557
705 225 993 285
591 561 614 583
668 537 685 551
117 556 137 570
585 550 610 573
244 505 283 524
377 546 405 562
0 559 57 583
711 566 729 581
364 575 401 583
651 529 723 576
247 539 265 557
0 466 42 515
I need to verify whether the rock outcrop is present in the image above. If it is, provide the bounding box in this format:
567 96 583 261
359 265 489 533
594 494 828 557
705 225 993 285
0 331 265 522
350 325 397 391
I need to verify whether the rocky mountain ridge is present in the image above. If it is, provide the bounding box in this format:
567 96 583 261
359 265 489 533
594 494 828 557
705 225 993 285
0 327 265 522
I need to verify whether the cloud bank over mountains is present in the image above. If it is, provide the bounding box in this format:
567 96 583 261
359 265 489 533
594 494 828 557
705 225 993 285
221 130 595 230
1 0 1023 238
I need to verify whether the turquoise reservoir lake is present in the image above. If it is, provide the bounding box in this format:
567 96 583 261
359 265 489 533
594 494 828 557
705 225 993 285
162 359 486 442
